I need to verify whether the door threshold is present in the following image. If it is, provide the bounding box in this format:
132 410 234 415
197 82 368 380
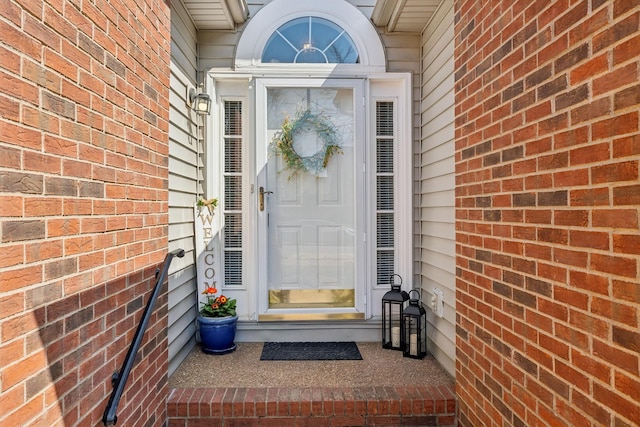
258 312 365 321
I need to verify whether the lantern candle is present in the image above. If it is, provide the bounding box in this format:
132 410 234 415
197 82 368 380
410 333 418 356
392 327 400 347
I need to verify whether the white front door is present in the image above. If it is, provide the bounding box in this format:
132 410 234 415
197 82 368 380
256 79 366 320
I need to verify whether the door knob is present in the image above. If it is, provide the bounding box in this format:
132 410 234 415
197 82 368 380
259 186 274 211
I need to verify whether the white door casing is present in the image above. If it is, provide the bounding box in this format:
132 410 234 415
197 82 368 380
202 0 411 327
205 72 412 325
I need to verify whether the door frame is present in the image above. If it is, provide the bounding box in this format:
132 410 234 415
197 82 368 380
205 71 413 325
255 78 367 321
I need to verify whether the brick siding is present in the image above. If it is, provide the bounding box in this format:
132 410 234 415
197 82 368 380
1 0 171 425
454 0 640 426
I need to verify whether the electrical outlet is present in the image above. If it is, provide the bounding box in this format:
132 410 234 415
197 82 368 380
433 288 444 318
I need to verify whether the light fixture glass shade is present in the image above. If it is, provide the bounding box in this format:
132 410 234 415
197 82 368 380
194 93 211 115
189 88 212 115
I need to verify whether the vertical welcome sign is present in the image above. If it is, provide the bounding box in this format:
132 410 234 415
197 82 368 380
194 204 220 309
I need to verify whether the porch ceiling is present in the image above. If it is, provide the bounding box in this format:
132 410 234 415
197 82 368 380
182 0 248 30
182 0 443 32
371 0 444 33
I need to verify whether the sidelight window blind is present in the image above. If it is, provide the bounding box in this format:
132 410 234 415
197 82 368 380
376 101 395 285
223 101 243 287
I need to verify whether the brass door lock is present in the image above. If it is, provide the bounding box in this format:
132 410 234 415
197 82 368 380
259 186 273 211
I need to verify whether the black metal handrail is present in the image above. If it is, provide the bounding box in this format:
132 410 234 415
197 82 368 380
102 248 185 426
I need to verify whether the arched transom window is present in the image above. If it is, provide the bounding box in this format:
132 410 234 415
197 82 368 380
262 17 359 64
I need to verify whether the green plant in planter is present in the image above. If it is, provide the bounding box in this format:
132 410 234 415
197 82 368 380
198 286 238 354
200 286 237 317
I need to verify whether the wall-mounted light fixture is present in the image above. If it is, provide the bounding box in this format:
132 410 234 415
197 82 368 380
189 87 212 115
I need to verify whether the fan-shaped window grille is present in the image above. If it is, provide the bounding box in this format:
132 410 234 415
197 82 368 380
262 17 359 64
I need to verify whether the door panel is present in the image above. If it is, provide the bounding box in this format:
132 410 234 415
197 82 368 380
260 83 360 314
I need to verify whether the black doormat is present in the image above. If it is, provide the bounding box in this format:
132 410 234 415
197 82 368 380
260 342 362 361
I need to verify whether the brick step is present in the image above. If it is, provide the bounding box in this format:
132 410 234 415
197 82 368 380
168 384 457 426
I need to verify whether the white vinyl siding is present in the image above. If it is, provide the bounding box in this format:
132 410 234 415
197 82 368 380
171 0 198 79
199 31 240 70
418 0 455 377
168 0 199 376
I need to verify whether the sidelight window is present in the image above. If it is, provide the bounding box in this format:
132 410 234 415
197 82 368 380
223 101 243 287
376 101 395 285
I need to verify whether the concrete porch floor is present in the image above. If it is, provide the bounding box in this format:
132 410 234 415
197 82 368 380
167 342 457 426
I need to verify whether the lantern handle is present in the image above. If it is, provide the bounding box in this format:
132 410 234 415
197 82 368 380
389 274 403 287
409 289 421 302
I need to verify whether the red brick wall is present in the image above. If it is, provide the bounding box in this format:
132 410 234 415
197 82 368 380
454 1 639 426
1 0 171 425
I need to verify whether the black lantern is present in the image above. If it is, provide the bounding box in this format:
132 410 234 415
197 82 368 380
382 274 409 350
402 289 427 359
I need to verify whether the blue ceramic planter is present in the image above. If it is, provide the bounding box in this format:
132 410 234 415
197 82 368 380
198 315 238 355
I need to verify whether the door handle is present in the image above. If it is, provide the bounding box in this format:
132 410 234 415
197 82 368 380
259 186 274 211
